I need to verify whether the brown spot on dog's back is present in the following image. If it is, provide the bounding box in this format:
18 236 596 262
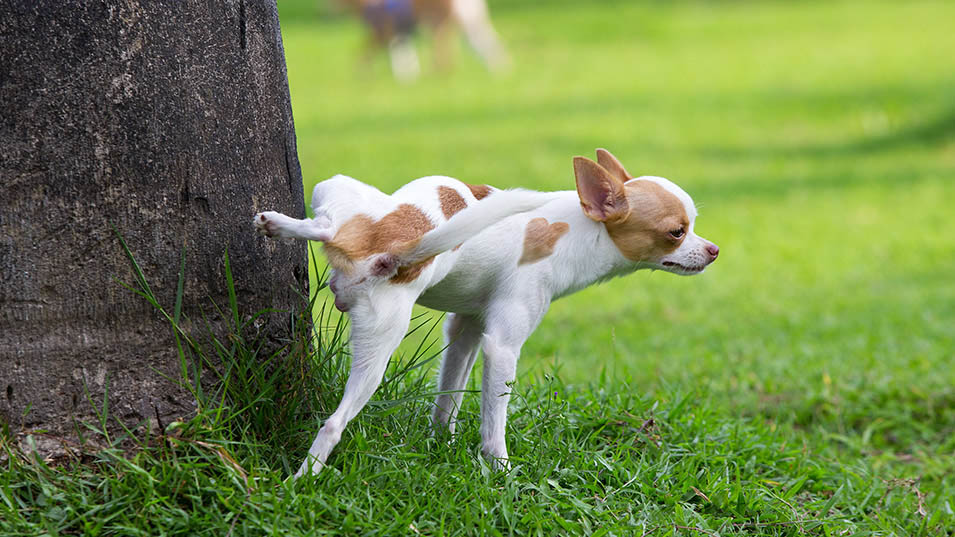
325 204 435 280
519 218 569 265
466 183 492 200
605 180 688 262
438 186 467 218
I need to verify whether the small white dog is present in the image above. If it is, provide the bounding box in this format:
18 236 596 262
254 149 719 477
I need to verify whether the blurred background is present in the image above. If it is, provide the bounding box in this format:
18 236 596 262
275 0 954 424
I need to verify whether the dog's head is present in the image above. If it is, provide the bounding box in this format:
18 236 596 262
574 149 719 275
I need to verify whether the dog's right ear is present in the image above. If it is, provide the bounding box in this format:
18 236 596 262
574 156 630 223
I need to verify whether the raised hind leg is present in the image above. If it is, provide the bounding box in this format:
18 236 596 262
294 290 417 478
253 211 332 241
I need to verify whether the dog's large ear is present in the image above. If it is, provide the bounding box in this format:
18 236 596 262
574 156 630 222
595 148 632 184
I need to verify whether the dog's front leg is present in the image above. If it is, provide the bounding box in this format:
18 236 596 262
294 293 416 478
431 313 484 435
479 333 518 470
387 37 420 82
479 298 549 471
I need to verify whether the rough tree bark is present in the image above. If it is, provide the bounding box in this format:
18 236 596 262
0 1 307 453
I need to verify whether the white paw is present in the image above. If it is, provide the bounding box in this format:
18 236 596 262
253 211 282 237
482 445 511 472
292 456 325 479
490 456 512 472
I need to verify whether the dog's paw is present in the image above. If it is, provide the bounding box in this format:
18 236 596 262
489 456 512 473
292 457 326 479
481 445 512 472
253 211 283 237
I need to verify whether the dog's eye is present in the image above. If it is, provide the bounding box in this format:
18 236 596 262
669 227 685 239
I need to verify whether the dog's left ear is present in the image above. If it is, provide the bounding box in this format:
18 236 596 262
574 156 630 223
595 148 632 185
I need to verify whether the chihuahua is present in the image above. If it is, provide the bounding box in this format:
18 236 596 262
254 149 719 477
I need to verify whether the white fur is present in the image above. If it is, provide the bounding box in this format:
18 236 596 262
254 164 717 477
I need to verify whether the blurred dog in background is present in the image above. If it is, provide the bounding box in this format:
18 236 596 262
341 0 510 81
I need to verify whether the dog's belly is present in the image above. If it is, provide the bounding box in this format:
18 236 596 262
415 272 490 315
414 220 524 314
416 253 508 314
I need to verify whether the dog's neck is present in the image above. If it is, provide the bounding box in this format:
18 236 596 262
531 193 641 301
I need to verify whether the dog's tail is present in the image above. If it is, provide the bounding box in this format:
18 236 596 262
397 188 562 265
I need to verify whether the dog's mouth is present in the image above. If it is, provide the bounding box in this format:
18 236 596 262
661 261 705 275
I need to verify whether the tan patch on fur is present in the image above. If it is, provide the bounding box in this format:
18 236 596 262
324 204 435 282
519 218 570 265
438 186 467 219
604 180 688 262
391 256 435 283
466 183 492 200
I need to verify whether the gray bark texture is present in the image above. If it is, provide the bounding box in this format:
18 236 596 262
0 0 307 452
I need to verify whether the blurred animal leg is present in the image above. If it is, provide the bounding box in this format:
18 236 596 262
389 36 420 82
431 18 455 72
452 0 510 71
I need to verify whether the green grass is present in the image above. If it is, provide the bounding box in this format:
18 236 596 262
4 0 955 534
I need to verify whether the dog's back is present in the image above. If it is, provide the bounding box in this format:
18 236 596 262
311 174 558 280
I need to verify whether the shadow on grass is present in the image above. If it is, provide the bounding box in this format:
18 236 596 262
684 164 951 204
700 105 955 159
740 385 955 456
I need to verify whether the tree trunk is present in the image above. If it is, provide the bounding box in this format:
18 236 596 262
0 0 307 453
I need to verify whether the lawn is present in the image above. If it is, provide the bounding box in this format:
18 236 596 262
3 0 954 534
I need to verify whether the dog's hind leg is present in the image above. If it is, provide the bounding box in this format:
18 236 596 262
431 313 484 435
294 290 417 478
253 211 332 241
